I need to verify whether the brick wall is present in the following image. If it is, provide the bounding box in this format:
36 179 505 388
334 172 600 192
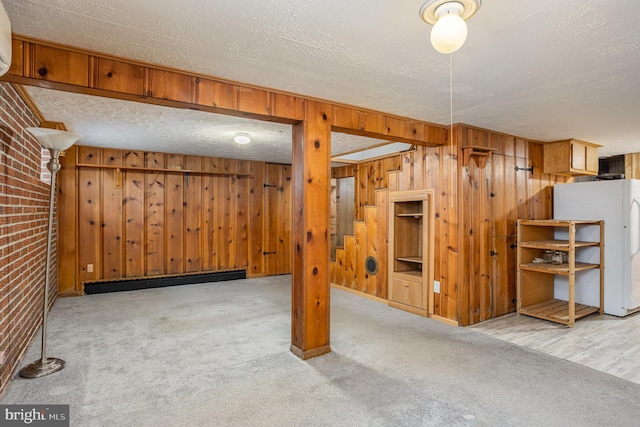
0 81 55 397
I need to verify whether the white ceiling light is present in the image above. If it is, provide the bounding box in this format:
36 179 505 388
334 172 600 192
419 0 481 54
233 132 251 144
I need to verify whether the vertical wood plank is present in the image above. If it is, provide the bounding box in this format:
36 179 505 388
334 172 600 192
218 159 237 269
32 44 89 86
235 161 251 269
77 147 102 283
195 78 236 110
357 164 367 221
102 148 124 279
344 235 356 289
123 151 145 277
57 147 78 294
249 161 265 276
264 164 280 275
412 150 424 190
388 171 399 192
184 156 202 272
96 59 145 95
365 205 378 296
516 157 529 221
375 190 389 299
202 158 219 270
237 86 270 116
148 69 192 103
445 132 459 322
165 155 184 274
491 153 508 316
335 248 346 287
398 152 412 190
366 162 375 205
374 159 385 189
479 161 492 321
459 162 472 326
278 165 292 274
354 221 367 292
144 152 165 276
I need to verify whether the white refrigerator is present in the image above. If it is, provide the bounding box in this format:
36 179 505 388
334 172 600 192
554 179 640 316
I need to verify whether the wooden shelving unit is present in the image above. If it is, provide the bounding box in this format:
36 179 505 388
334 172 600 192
516 219 604 327
388 190 434 317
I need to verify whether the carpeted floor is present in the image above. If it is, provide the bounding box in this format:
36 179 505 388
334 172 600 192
3 275 640 426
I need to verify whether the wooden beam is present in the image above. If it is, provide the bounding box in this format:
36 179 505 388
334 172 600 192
3 35 447 146
291 100 331 359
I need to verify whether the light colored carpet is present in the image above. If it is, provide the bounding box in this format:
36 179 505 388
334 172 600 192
3 275 640 426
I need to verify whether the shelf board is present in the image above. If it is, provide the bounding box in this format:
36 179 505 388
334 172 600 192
396 256 423 264
519 299 600 325
395 270 422 280
519 262 599 275
520 240 601 250
396 213 423 218
518 219 603 227
461 145 497 168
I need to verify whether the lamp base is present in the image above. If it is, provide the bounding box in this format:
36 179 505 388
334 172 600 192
19 357 65 379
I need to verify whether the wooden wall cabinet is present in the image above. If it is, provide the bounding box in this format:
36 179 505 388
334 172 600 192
543 139 601 176
516 219 604 327
388 190 434 316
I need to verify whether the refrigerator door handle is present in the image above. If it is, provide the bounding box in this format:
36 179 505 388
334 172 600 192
631 199 640 257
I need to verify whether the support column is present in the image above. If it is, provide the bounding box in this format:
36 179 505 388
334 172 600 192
290 100 331 359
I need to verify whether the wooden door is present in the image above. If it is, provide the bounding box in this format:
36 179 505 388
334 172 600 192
263 164 292 275
490 141 529 319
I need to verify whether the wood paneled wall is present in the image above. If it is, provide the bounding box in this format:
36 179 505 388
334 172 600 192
58 146 290 294
332 156 402 221
6 36 575 327
330 126 570 325
455 125 570 325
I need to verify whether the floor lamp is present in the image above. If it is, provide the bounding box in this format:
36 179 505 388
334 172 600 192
20 127 81 379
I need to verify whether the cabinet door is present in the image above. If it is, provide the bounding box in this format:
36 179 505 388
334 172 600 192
585 144 599 173
391 278 423 308
571 141 587 171
571 141 599 173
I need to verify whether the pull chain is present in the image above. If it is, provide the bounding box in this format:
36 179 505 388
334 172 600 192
449 53 454 208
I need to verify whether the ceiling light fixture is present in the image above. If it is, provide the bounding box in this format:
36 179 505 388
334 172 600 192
419 0 481 54
233 132 251 145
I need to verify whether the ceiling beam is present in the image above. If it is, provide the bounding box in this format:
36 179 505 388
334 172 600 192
3 35 447 147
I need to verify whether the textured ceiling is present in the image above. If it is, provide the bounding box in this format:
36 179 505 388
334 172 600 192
26 87 387 163
5 0 640 159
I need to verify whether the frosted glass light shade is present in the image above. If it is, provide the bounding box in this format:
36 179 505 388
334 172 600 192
26 127 82 151
234 132 251 144
431 12 468 54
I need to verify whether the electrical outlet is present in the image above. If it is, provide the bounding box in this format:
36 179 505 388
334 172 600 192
87 264 94 273
434 280 441 293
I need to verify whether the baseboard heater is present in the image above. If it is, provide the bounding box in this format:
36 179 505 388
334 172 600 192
83 269 246 295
